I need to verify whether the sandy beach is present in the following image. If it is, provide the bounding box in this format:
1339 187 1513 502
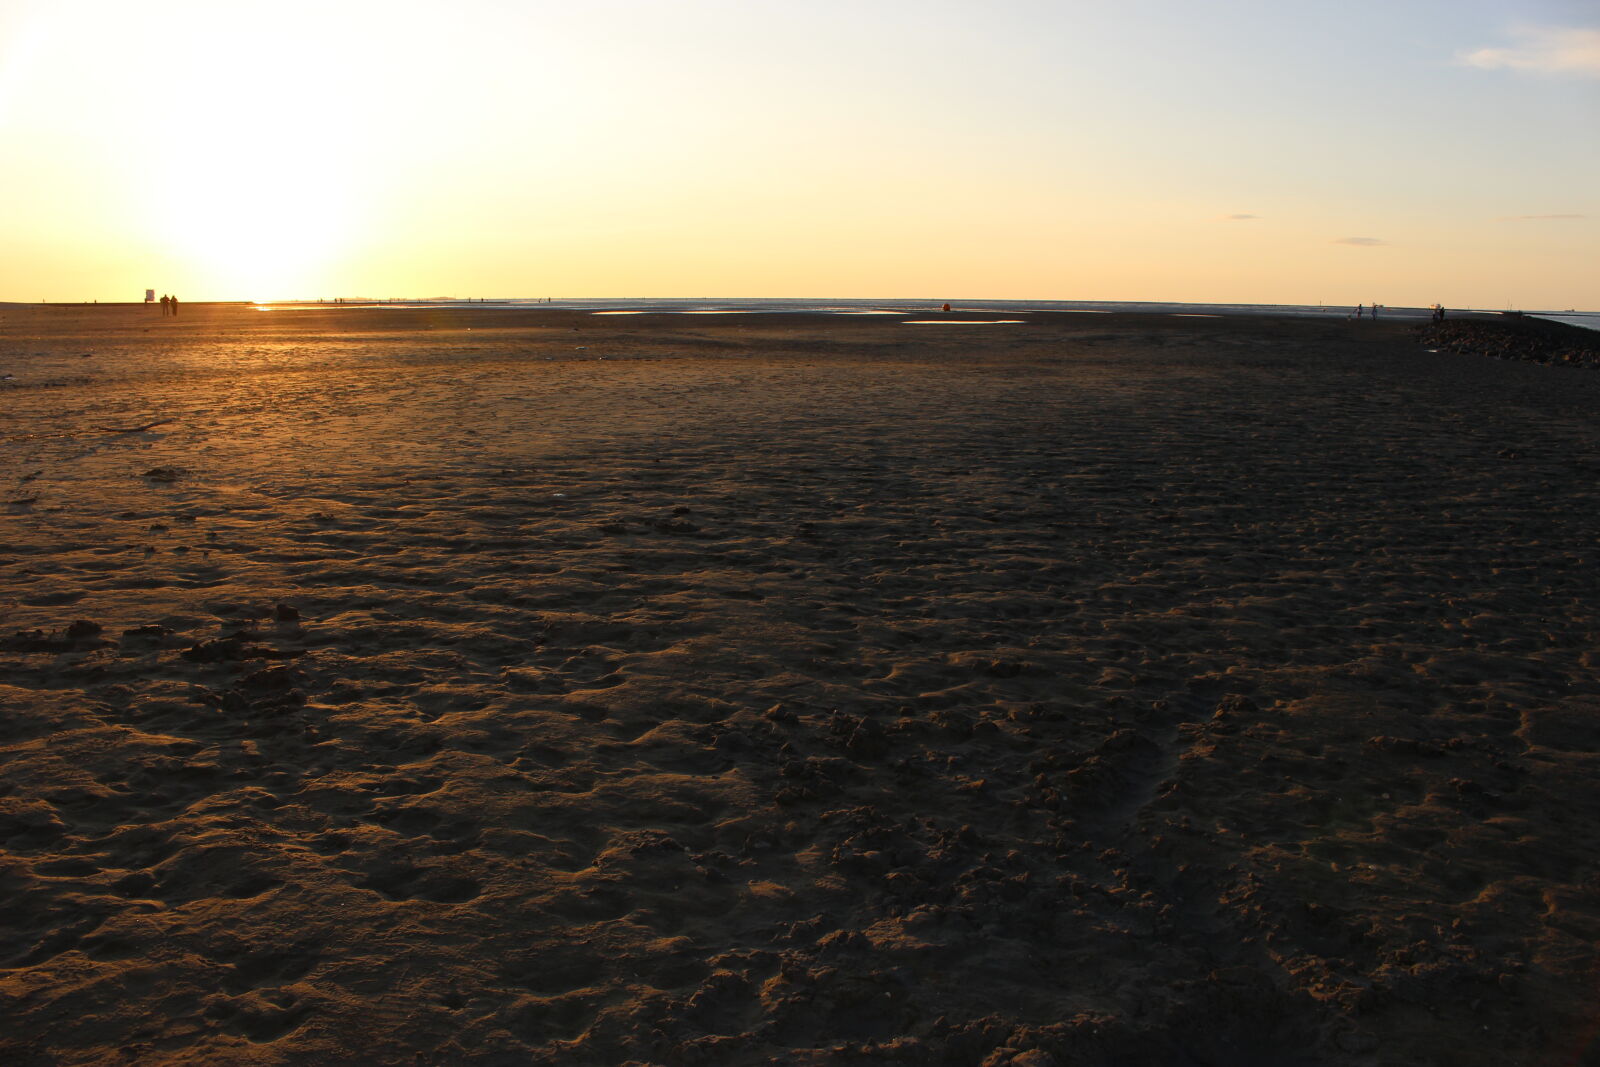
2 303 1598 1066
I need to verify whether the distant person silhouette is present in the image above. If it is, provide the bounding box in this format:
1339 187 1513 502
1370 303 1378 321
170 295 179 317
160 294 170 316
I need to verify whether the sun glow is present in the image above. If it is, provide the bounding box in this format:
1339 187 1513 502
0 1 1594 308
11 1 385 299
141 152 359 299
128 10 380 298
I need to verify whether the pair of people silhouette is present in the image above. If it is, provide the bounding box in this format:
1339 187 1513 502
159 294 180 316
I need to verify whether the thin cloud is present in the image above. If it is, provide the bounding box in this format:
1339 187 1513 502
1333 237 1387 246
1460 26 1600 77
1500 213 1585 220
1222 213 1260 220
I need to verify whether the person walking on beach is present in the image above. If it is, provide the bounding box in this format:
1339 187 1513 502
1355 304 1363 319
1370 303 1379 321
169 294 179 317
160 294 170 316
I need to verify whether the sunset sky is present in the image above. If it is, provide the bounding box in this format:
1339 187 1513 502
1 0 1594 308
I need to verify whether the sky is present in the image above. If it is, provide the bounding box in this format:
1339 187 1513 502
0 0 1595 307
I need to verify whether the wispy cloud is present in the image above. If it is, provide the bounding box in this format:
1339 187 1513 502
1499 213 1586 220
1460 26 1600 77
1333 237 1387 246
1222 213 1259 220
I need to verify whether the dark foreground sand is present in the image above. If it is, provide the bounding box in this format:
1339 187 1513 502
2 304 1598 1066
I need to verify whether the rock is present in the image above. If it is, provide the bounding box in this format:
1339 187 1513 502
273 603 301 621
64 620 103 640
2 629 67 653
121 624 172 638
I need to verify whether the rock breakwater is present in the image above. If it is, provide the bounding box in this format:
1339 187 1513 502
1416 317 1600 369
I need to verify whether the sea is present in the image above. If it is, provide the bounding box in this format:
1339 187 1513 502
253 297 1600 332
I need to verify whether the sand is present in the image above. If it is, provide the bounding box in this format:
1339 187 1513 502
2 303 1598 1066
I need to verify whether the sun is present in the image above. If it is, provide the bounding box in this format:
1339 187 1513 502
149 157 357 300
117 10 375 300
132 106 368 300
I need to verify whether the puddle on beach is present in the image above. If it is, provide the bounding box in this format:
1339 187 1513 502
253 303 451 312
593 309 910 316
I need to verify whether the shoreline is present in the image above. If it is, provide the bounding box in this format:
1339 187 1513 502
5 297 1549 325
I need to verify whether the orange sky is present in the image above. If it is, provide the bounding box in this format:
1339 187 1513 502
1 1 1594 308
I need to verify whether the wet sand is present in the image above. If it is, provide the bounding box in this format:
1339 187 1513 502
3 303 1598 1065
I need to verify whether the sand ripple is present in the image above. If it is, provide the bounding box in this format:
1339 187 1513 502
2 306 1598 1063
